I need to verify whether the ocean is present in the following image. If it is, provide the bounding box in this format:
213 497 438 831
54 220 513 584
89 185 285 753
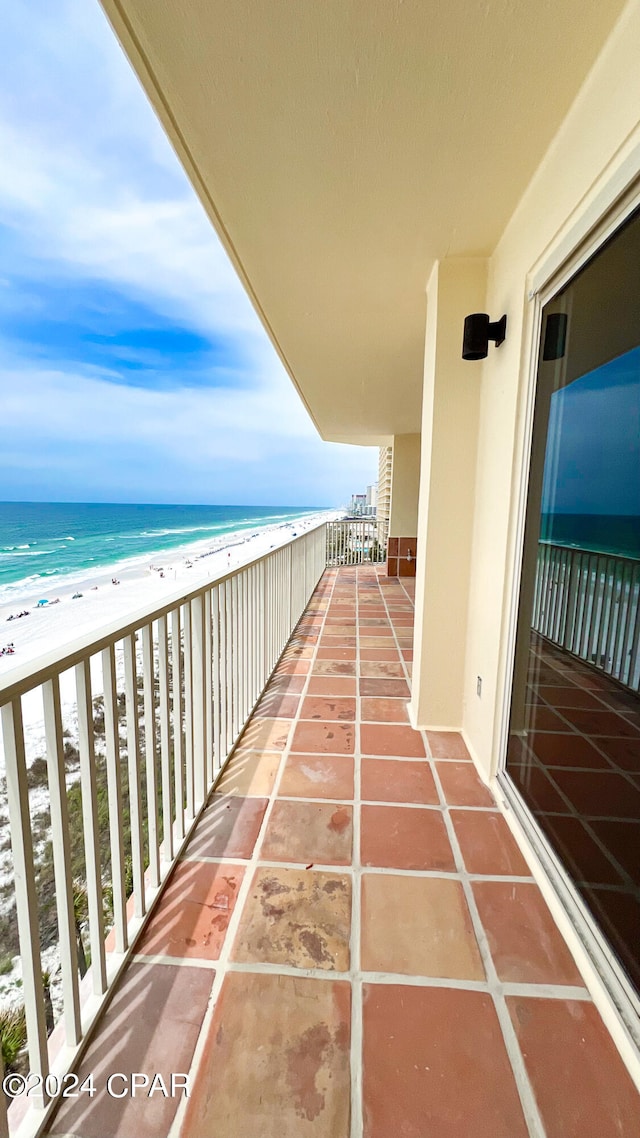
0 502 323 603
540 513 640 559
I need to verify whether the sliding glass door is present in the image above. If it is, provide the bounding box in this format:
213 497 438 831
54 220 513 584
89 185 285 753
505 207 640 994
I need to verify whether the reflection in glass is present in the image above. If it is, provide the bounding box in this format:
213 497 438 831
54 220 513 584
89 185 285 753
507 209 640 992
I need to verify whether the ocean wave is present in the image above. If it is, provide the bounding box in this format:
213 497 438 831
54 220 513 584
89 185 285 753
0 549 56 557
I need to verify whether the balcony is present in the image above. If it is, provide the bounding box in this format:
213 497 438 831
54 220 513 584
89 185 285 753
1 532 638 1137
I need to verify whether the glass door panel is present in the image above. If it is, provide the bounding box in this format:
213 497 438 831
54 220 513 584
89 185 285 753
506 207 640 992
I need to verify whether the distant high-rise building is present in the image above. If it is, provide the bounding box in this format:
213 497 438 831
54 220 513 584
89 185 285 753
366 483 378 511
377 446 392 542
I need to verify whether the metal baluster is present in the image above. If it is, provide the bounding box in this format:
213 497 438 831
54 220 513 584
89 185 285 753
170 608 185 842
157 615 173 863
76 657 107 994
123 634 145 917
101 644 128 952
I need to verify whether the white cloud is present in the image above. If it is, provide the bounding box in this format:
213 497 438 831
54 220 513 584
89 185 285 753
0 0 378 503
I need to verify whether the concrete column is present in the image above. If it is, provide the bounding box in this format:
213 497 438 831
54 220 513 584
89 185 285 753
409 258 487 729
389 434 421 536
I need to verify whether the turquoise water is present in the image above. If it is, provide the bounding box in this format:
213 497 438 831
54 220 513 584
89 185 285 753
540 513 640 559
0 502 323 600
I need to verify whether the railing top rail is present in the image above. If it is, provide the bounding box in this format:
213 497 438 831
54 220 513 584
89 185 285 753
539 540 640 565
0 522 327 705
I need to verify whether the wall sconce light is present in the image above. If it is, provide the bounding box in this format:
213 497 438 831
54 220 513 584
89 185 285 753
462 313 507 360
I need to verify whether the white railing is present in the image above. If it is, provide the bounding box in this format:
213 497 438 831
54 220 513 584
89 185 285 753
533 542 640 692
326 518 385 566
0 523 327 1136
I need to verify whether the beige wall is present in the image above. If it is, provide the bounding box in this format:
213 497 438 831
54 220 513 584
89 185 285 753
459 0 640 778
388 434 421 536
409 1 640 767
410 259 486 730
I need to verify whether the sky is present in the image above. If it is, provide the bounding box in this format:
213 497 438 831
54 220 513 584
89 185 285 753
541 345 640 516
0 1 378 507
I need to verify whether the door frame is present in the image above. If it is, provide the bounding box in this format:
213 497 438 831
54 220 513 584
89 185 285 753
496 169 640 1060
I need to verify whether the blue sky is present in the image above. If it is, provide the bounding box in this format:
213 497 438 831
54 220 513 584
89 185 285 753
0 1 378 506
542 346 640 515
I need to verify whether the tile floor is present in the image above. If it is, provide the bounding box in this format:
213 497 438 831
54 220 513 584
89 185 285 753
45 567 640 1138
508 630 640 990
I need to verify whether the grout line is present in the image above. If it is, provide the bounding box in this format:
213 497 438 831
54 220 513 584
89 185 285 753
350 573 363 1138
167 570 338 1138
430 760 549 1138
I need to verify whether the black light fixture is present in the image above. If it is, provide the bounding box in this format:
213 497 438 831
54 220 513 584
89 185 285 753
462 313 507 360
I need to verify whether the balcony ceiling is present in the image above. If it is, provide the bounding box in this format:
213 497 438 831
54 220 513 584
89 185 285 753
100 0 626 443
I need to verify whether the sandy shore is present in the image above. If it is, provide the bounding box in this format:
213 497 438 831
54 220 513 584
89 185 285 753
0 510 338 676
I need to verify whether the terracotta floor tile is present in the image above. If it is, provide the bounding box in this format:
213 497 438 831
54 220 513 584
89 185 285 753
267 673 307 694
551 769 640 819
426 731 471 760
359 660 406 678
47 961 212 1138
451 810 531 876
509 761 571 812
473 880 583 984
300 695 356 721
361 804 455 870
187 795 268 858
181 972 350 1137
359 635 396 647
360 696 409 722
361 758 438 803
236 717 292 752
436 761 495 807
261 799 353 864
278 754 354 800
363 985 528 1138
524 705 573 732
528 732 610 768
281 644 315 660
312 659 357 676
359 647 401 661
136 861 243 960
559 708 640 738
307 674 357 696
538 684 605 709
215 751 282 797
541 814 625 885
361 874 484 978
359 677 410 698
320 639 357 651
274 659 310 675
587 818 640 880
292 720 355 754
508 997 640 1137
253 692 300 719
233 866 351 970
315 646 356 661
360 723 426 758
595 735 640 770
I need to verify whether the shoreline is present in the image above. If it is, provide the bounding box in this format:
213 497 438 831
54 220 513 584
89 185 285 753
0 509 340 674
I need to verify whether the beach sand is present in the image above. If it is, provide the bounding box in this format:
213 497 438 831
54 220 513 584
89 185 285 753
0 511 337 674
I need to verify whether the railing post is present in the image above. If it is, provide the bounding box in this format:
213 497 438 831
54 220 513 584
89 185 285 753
191 594 207 809
157 615 174 864
102 643 128 952
141 625 160 888
170 607 185 842
123 633 145 917
43 675 82 1044
76 657 107 994
2 698 50 1109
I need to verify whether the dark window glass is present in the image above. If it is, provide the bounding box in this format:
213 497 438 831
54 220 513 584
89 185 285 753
506 208 640 992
